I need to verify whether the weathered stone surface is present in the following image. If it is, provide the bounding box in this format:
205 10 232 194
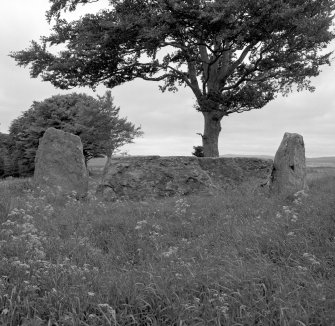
96 156 214 200
97 156 273 200
199 157 273 188
270 132 308 195
34 127 88 197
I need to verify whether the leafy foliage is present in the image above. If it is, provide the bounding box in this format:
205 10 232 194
10 0 335 156
8 91 142 176
0 133 12 178
192 145 204 157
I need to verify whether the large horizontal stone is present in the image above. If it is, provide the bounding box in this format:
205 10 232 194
97 156 273 200
199 157 273 187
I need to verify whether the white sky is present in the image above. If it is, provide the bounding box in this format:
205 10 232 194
0 0 334 157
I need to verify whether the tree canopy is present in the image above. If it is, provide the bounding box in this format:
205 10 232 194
8 91 143 176
11 0 335 156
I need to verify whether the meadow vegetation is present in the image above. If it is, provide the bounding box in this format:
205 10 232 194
0 171 334 325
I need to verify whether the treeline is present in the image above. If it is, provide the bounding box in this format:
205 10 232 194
0 91 142 178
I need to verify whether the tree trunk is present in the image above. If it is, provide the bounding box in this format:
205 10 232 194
202 111 223 157
103 148 114 174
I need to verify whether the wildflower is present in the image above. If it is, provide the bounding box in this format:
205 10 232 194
283 206 291 214
218 294 227 303
181 238 190 245
1 308 9 315
135 220 148 230
98 303 116 320
152 224 162 231
21 222 38 233
11 260 30 269
303 252 320 265
161 246 178 257
88 292 95 297
297 265 308 271
175 198 190 216
194 297 200 304
291 214 298 222
294 190 308 198
43 204 54 215
219 304 229 318
22 214 34 222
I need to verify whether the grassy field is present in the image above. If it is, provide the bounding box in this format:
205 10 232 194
0 169 334 325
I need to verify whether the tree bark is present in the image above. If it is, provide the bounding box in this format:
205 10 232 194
201 111 223 157
103 148 114 174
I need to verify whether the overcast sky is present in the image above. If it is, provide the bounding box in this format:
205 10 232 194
1 0 334 157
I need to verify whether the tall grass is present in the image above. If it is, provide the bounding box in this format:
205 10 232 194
0 174 334 325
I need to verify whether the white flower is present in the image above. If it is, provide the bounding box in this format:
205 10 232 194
98 303 116 320
303 253 320 265
294 190 308 197
283 206 291 214
297 266 308 271
291 214 298 222
152 224 162 231
161 246 178 257
1 308 9 315
135 220 147 230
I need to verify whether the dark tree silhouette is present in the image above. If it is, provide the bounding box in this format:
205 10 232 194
11 0 335 156
8 92 142 175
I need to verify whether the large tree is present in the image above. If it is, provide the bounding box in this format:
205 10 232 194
8 92 142 176
11 0 335 156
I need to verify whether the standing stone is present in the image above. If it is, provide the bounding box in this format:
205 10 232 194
270 132 308 195
34 127 88 197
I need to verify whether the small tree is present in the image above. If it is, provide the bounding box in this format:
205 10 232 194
8 92 142 176
97 91 143 163
192 145 204 158
10 0 335 156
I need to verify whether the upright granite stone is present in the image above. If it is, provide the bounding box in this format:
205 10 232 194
34 128 88 197
270 132 308 195
97 156 273 200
